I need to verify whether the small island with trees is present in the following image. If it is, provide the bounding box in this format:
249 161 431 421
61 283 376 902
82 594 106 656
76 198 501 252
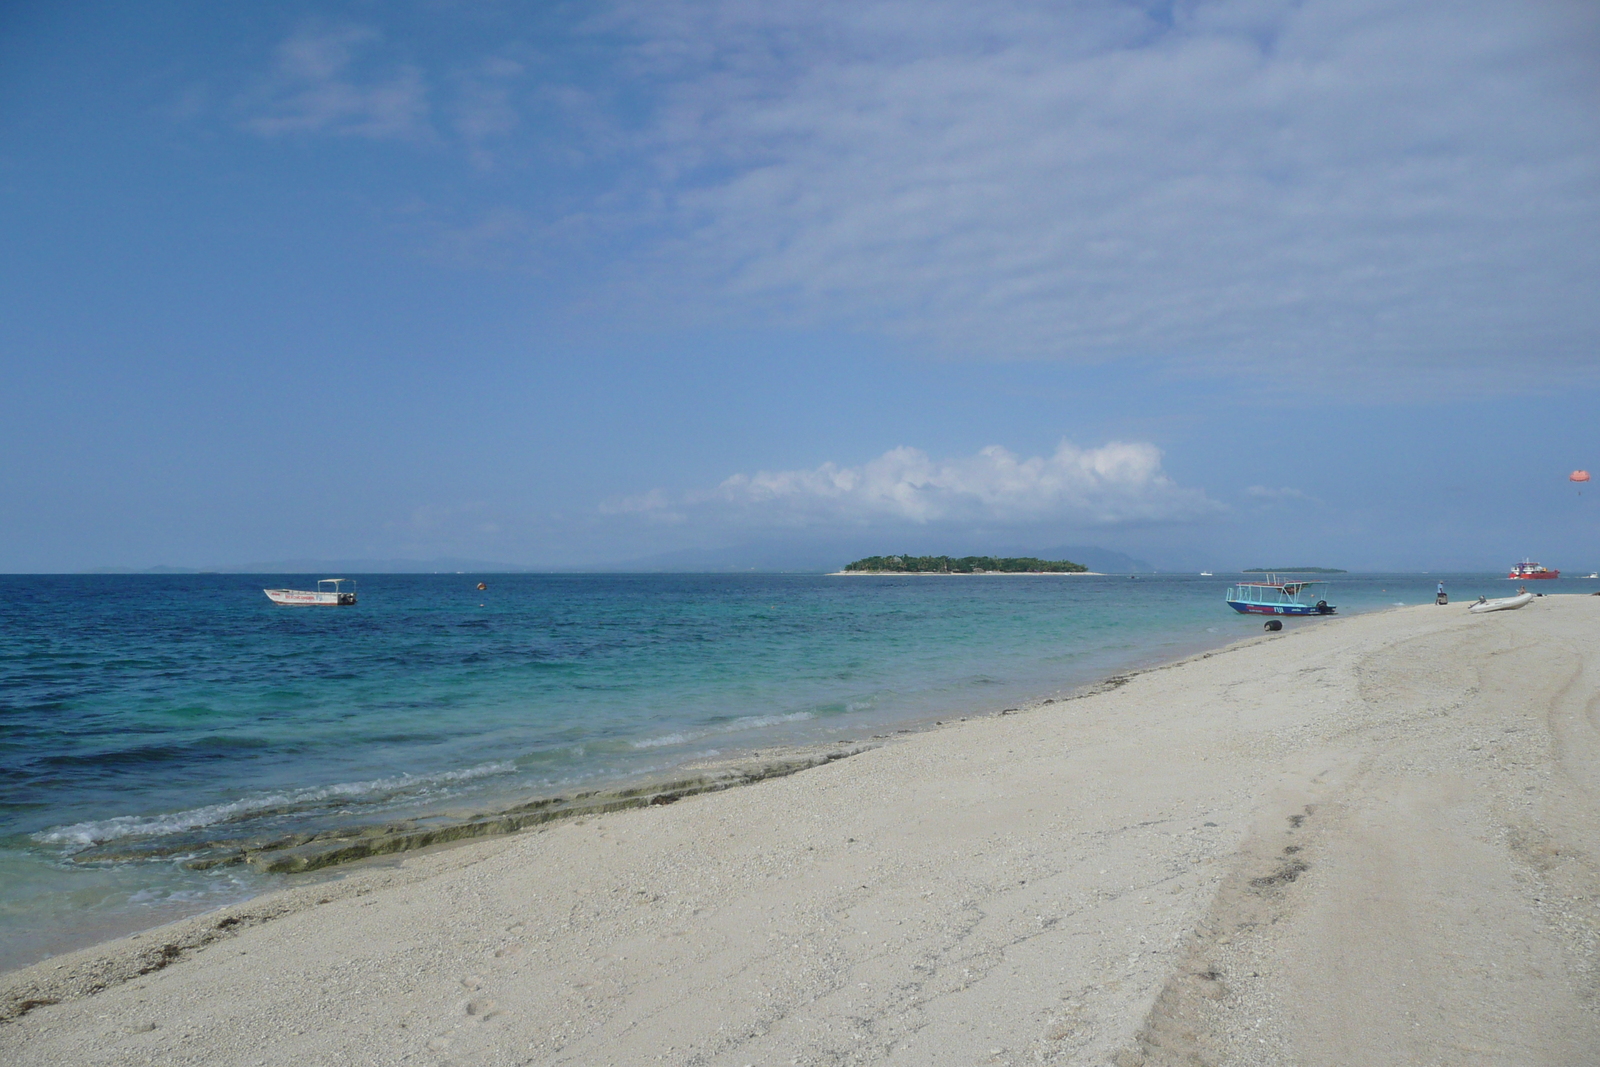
839 554 1088 574
1242 567 1347 574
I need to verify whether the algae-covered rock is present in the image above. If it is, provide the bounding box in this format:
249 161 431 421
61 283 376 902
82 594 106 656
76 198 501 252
237 745 871 874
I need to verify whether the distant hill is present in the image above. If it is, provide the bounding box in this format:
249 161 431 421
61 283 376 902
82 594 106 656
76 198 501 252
85 565 214 574
1243 567 1347 574
76 544 1159 576
603 544 1156 574
842 555 1087 574
592 545 844 573
86 558 546 574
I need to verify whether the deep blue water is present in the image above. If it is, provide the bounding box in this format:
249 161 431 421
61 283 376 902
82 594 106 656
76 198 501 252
0 570 1547 969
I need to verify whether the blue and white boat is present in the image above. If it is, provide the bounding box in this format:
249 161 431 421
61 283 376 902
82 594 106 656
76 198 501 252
1225 575 1336 616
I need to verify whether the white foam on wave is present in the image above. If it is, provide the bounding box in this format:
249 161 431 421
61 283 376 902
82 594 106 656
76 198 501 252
727 711 815 730
632 732 691 749
33 761 518 850
630 711 815 751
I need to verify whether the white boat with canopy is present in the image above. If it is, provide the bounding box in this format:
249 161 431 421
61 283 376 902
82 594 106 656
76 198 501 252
1225 574 1335 616
263 579 357 606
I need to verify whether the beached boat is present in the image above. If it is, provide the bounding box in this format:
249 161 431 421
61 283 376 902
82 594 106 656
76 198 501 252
1508 559 1559 580
1469 591 1535 614
1225 575 1336 616
264 579 357 606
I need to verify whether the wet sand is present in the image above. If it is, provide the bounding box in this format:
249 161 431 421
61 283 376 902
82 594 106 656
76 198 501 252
4 597 1598 1065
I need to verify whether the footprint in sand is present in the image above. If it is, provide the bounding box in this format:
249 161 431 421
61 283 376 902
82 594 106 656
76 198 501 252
494 943 524 958
465 998 499 1018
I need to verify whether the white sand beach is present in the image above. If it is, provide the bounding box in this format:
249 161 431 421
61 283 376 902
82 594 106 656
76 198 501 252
4 597 1597 1066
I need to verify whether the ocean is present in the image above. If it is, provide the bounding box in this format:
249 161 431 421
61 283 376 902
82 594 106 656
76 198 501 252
0 570 1532 970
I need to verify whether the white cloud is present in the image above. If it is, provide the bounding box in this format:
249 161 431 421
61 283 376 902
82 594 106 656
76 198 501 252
429 205 536 266
452 57 526 169
244 24 431 140
609 439 1221 527
231 2 1600 391
587 0 1600 385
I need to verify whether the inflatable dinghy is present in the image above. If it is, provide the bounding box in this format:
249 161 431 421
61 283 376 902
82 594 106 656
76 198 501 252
1468 592 1535 614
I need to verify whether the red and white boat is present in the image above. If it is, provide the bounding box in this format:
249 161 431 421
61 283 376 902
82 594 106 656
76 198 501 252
1507 559 1559 580
264 579 357 606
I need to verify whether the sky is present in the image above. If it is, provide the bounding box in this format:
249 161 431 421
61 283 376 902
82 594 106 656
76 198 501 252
2 0 1598 573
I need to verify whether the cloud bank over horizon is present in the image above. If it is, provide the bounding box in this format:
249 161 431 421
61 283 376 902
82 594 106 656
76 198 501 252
606 439 1222 530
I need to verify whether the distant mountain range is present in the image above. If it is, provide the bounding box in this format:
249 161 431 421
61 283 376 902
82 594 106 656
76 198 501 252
85 558 546 575
601 543 1157 573
82 544 1158 575
1241 567 1347 574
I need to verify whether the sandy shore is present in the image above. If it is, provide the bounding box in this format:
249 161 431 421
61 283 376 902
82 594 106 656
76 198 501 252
5 598 1598 1065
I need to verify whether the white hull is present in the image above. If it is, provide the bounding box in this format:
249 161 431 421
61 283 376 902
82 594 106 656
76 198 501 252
264 588 355 606
1469 592 1535 614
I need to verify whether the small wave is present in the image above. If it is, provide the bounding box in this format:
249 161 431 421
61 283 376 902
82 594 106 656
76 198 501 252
126 876 250 907
632 732 692 750
726 711 814 731
630 711 815 751
32 761 517 851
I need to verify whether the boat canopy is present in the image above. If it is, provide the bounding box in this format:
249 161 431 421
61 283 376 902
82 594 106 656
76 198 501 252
316 578 356 592
1225 578 1329 608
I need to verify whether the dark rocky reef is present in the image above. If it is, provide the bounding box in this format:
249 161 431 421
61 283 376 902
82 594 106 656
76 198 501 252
68 745 875 876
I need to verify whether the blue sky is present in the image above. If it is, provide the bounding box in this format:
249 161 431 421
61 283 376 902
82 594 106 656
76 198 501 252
3 0 1598 572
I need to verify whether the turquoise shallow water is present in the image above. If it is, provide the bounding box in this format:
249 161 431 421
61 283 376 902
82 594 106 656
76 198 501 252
0 570 1542 969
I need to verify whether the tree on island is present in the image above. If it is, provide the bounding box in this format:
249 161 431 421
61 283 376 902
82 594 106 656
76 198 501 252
842 555 1087 573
